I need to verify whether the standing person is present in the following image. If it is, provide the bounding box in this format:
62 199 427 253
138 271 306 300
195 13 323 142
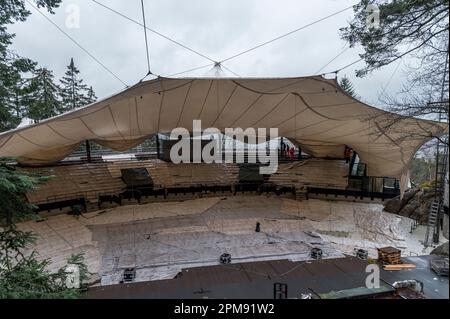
344 146 352 163
348 147 353 163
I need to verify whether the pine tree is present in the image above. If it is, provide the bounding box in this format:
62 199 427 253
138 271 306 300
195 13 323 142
0 228 90 299
0 159 90 298
86 86 97 104
0 55 36 130
0 160 49 227
23 68 62 122
59 58 91 111
339 76 356 98
0 0 62 131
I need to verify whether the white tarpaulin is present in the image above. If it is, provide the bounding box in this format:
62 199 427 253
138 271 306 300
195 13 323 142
0 76 447 182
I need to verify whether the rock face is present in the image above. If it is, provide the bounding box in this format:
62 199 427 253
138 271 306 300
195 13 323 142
444 214 449 239
431 241 449 257
384 188 436 224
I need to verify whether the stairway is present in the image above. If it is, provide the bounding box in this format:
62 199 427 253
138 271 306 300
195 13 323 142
425 201 441 246
424 132 448 247
295 188 308 201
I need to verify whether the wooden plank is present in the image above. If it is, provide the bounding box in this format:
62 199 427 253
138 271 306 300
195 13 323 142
383 264 416 270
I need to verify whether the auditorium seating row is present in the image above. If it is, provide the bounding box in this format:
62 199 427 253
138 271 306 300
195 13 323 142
23 163 126 204
24 158 349 205
269 159 349 190
106 159 240 189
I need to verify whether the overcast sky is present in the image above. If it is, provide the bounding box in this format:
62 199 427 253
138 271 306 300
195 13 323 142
9 0 411 105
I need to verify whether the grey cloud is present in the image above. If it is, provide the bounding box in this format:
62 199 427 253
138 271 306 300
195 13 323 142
8 0 412 106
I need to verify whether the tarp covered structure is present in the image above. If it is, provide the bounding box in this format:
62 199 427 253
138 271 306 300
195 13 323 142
0 76 447 186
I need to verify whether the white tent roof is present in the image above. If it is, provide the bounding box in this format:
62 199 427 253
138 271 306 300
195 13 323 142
0 76 447 180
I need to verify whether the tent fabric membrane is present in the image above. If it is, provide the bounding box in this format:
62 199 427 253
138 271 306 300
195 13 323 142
0 76 447 188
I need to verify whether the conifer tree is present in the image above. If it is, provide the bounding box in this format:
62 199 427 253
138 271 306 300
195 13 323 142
23 68 62 121
339 76 356 98
59 58 91 111
0 55 36 130
0 0 62 131
86 86 97 104
0 228 90 299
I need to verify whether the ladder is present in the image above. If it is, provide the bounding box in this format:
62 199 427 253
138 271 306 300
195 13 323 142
424 126 448 247
425 201 441 246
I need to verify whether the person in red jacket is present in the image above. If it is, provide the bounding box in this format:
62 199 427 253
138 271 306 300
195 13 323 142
290 147 295 159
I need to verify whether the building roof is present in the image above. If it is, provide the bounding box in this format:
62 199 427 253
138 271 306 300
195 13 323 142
86 257 395 299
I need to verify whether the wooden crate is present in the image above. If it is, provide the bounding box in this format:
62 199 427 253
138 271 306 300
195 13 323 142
377 247 402 265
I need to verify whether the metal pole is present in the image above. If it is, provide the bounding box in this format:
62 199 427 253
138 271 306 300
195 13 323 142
156 134 160 160
85 140 92 163
434 44 449 243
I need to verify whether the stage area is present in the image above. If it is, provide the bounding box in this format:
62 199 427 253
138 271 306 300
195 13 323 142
17 196 436 286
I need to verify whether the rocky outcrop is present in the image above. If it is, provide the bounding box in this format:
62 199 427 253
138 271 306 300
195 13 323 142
444 214 449 239
431 241 449 257
384 188 436 224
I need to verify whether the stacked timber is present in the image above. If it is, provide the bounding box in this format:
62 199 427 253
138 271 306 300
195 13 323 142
377 247 402 265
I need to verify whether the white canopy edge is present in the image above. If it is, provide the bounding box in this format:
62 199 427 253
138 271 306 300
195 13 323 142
0 76 447 193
